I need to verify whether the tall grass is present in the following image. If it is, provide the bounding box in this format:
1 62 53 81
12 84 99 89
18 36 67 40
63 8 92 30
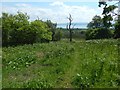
2 39 119 88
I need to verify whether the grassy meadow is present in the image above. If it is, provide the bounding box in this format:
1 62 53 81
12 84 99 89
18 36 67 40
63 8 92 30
2 39 120 88
0 47 2 89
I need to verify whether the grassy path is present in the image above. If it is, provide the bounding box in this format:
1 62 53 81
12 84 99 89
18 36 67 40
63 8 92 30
57 44 81 88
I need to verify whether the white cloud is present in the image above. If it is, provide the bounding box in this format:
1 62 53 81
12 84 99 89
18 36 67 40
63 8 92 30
2 0 99 2
49 1 102 23
15 3 31 7
2 2 102 23
50 1 64 6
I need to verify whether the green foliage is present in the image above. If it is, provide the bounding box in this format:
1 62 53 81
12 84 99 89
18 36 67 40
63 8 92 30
45 20 62 41
72 74 90 89
99 2 120 39
102 5 117 15
2 39 119 88
53 30 62 41
23 79 53 88
87 15 103 29
31 20 52 43
9 25 37 45
99 3 117 29
1 12 52 46
2 13 14 46
86 14 113 40
58 28 86 39
102 14 113 28
114 16 120 38
2 47 37 70
98 1 107 7
8 12 35 45
99 3 117 28
87 4 117 40
86 28 112 40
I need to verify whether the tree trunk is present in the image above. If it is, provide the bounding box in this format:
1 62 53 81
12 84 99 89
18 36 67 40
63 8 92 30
67 14 73 42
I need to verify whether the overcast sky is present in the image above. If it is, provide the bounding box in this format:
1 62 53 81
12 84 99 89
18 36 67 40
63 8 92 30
1 1 116 23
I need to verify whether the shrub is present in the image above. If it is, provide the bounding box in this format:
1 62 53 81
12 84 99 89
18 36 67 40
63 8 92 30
31 20 52 43
114 20 120 39
53 30 62 41
1 12 52 46
9 25 37 45
86 28 112 40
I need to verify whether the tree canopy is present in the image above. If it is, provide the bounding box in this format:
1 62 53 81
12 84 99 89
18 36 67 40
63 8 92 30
87 15 103 29
1 12 54 46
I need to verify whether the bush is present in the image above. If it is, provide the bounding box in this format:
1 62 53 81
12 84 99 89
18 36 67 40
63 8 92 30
114 21 120 39
31 20 52 43
86 28 112 40
2 12 52 46
2 13 14 46
53 30 62 41
45 20 62 41
9 25 37 45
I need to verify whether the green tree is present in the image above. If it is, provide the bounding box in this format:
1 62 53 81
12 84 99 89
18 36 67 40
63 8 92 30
45 20 57 41
86 14 113 39
2 13 15 46
2 12 52 46
9 12 31 45
99 2 117 28
54 30 62 41
99 2 120 38
31 20 52 43
87 15 103 29
102 5 117 28
10 24 37 45
114 16 120 38
86 2 118 40
86 28 112 40
45 20 62 41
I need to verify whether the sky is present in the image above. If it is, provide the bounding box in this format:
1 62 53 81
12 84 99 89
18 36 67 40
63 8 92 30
1 0 117 24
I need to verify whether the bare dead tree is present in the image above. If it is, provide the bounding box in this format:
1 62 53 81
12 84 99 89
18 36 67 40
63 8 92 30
67 14 73 42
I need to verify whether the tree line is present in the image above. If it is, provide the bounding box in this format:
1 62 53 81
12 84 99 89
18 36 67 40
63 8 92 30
1 2 120 46
1 12 62 46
